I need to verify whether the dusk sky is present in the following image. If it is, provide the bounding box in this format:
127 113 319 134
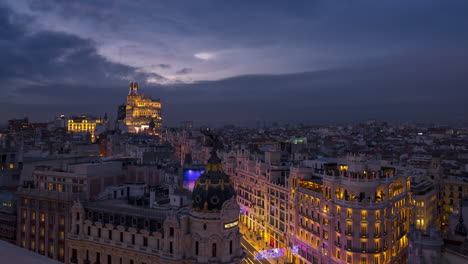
1 0 468 126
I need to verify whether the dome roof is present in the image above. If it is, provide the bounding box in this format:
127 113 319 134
191 149 236 213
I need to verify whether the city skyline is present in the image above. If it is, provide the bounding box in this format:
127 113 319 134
1 1 468 125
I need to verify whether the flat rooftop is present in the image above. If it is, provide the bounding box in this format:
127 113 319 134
0 240 61 264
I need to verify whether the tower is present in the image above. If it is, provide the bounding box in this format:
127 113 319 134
128 81 139 94
189 136 244 263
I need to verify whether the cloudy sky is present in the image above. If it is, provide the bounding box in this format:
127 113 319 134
1 0 468 126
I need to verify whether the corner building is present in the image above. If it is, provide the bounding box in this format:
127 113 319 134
292 155 411 264
67 149 244 264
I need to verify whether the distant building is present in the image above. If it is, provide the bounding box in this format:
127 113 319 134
0 189 16 243
0 134 21 187
8 118 32 133
117 104 127 122
67 115 107 142
124 82 162 134
411 174 438 231
180 121 193 130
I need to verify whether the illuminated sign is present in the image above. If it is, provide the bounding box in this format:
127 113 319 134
255 246 299 260
224 220 238 229
255 248 284 260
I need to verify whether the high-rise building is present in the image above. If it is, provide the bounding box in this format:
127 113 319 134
124 82 162 134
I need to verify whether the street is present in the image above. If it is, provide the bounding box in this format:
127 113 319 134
241 237 271 264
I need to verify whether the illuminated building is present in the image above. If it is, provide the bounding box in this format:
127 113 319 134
67 115 107 142
67 146 244 264
227 147 294 261
228 149 413 264
124 82 162 133
410 175 437 231
292 155 412 264
443 176 468 214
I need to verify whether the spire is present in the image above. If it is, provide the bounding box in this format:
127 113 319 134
128 82 139 94
203 131 223 172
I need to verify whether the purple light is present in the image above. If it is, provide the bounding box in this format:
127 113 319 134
255 248 285 260
182 169 204 191
292 245 299 255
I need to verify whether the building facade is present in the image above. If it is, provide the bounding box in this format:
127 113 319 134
66 147 244 264
292 156 412 264
67 115 107 142
227 148 413 264
124 82 162 134
16 161 124 262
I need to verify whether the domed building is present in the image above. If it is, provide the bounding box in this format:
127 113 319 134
66 145 244 264
190 146 244 263
191 151 236 213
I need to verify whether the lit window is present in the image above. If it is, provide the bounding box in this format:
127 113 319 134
40 213 45 222
361 224 368 237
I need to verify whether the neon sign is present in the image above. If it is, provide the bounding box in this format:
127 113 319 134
224 220 238 229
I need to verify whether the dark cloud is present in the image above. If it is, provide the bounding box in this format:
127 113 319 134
1 1 468 126
0 3 163 121
153 64 171 69
175 68 192 75
153 53 468 126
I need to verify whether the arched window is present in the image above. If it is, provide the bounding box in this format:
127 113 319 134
212 243 217 257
